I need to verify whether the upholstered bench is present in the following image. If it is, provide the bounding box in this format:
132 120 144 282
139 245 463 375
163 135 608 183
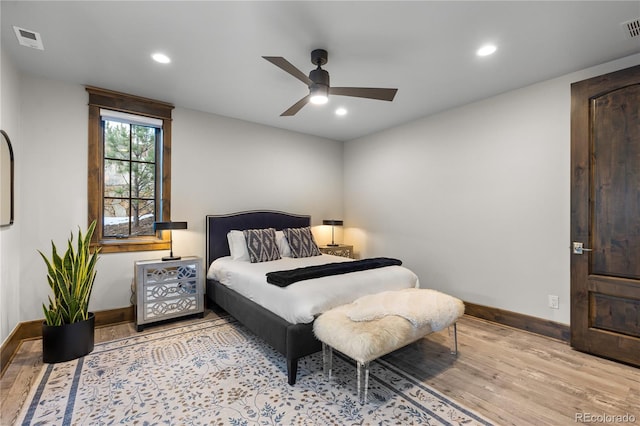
313 288 465 404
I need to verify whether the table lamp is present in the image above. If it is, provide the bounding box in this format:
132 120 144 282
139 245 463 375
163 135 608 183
322 219 343 247
153 221 187 261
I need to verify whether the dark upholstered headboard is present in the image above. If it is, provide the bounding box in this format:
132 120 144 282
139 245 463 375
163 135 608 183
205 210 311 268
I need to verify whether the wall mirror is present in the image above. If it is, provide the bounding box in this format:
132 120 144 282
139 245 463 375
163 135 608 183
1 130 14 226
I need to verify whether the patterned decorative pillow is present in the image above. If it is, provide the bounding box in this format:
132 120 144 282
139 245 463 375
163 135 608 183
283 227 321 258
243 228 281 263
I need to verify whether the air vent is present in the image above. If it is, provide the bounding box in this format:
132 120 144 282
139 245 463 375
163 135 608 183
621 18 640 40
13 26 44 50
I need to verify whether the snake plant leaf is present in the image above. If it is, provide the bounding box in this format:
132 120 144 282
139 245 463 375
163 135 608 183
40 221 100 326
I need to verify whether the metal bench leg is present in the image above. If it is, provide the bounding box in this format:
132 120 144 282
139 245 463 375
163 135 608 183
449 322 458 355
357 361 370 405
322 343 333 379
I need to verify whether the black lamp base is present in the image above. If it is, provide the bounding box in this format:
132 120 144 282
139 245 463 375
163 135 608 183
162 255 181 261
326 243 339 247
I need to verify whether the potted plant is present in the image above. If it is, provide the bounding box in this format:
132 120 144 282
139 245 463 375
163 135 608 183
39 221 100 363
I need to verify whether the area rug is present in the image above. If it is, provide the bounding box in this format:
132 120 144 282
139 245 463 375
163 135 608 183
17 316 493 425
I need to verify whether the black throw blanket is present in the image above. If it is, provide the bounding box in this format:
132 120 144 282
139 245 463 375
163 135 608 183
266 257 402 287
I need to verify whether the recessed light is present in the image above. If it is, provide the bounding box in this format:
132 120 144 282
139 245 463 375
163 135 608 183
335 107 347 116
151 53 171 64
476 44 497 57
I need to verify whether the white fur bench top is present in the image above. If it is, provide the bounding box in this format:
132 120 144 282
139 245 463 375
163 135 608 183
313 288 464 364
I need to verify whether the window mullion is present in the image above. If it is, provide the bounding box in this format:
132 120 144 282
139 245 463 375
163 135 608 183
128 123 133 237
156 128 162 222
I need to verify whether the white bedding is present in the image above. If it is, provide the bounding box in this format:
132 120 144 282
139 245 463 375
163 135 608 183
207 254 419 324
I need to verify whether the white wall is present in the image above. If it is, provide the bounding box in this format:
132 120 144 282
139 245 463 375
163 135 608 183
170 107 344 259
0 47 22 345
4 74 342 342
344 53 640 325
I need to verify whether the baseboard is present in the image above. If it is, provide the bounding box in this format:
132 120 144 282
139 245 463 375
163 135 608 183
0 306 134 377
3 302 570 376
464 301 570 342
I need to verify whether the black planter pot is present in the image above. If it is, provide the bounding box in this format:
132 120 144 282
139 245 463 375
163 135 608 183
42 312 95 363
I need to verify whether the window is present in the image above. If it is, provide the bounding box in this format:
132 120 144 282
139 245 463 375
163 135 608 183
87 87 174 253
102 111 160 238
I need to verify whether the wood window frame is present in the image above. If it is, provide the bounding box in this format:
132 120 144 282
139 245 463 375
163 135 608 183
87 86 174 253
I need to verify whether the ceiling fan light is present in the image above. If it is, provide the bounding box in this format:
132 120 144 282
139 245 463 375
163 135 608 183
310 95 328 105
309 84 329 104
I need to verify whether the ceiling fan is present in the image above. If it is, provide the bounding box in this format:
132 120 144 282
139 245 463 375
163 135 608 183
262 49 398 116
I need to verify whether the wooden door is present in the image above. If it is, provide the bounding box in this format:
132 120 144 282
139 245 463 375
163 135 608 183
570 65 640 366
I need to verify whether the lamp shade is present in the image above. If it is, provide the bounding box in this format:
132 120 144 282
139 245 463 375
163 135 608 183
153 221 187 231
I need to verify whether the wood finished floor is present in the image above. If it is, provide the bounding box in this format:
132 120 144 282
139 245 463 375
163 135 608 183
1 311 638 426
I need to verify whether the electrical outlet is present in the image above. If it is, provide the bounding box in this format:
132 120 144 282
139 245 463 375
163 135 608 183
548 295 559 309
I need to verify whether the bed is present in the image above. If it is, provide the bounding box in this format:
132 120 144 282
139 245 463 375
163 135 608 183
205 210 418 385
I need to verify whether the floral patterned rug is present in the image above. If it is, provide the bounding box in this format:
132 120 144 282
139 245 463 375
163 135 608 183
18 316 493 425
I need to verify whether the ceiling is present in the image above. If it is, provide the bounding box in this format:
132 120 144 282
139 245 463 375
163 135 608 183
2 1 639 141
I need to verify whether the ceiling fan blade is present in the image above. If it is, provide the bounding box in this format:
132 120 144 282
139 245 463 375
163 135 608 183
263 56 313 86
281 95 310 116
329 87 398 101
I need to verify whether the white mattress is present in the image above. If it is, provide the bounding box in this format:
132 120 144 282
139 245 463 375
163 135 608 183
207 254 419 324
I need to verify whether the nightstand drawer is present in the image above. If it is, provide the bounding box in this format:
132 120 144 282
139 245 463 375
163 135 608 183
319 245 354 258
144 295 199 321
143 263 198 285
144 279 198 302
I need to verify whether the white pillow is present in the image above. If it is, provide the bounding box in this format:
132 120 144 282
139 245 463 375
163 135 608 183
276 230 292 257
227 230 250 261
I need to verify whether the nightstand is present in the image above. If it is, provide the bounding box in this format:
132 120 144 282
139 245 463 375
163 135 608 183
319 244 353 258
133 256 204 331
